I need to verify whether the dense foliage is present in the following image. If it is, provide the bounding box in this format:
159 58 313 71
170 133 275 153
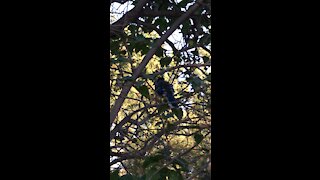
110 0 212 179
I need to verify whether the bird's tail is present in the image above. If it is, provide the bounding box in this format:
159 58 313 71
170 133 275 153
166 93 178 108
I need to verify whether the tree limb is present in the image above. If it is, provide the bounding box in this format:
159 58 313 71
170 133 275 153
140 10 183 17
110 0 149 38
110 0 130 5
141 61 211 79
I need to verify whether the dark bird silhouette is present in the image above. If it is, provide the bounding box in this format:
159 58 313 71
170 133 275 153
155 77 178 108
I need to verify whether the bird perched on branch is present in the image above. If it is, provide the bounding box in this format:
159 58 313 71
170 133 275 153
155 77 178 108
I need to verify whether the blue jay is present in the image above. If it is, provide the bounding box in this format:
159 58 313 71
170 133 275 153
155 77 178 108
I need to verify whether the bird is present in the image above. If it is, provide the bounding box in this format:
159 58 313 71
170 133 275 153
155 77 178 108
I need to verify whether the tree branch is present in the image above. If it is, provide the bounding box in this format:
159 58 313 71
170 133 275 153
110 0 149 38
141 61 211 79
110 0 130 5
140 10 183 17
135 20 179 54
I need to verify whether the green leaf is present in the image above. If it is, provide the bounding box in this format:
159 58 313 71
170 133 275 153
155 47 164 58
135 34 146 43
173 56 180 62
172 108 183 120
110 39 121 55
136 85 150 99
114 136 124 141
110 170 120 180
128 25 136 35
143 155 164 168
158 104 169 113
110 58 117 64
145 167 160 180
178 0 193 7
173 158 189 172
199 33 211 45
202 147 210 152
168 170 183 180
155 121 162 127
161 147 171 157
194 133 204 144
181 21 191 34
154 18 167 32
123 76 134 82
206 74 211 82
138 175 146 180
202 56 210 63
119 174 137 180
190 76 202 90
160 57 172 67
141 45 149 54
117 56 128 63
165 122 175 134
188 39 195 47
164 113 174 119
127 42 135 53
158 167 170 179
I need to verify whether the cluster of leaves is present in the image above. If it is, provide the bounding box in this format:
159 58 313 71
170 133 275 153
110 0 212 179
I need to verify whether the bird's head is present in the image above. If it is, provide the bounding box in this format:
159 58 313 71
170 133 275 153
156 77 164 83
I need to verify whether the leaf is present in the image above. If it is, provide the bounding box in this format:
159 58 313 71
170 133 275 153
138 175 146 180
190 76 202 90
110 39 121 55
134 39 149 53
181 21 191 34
161 147 171 157
194 133 204 144
145 167 160 180
178 0 193 8
110 170 120 180
155 121 162 127
199 33 211 45
127 42 135 53
123 76 134 82
141 45 149 54
202 147 210 152
158 104 169 113
188 39 195 47
165 122 175 134
154 18 167 32
110 58 117 64
155 47 164 58
135 34 146 43
168 170 183 180
202 56 210 63
114 135 124 141
128 25 137 35
136 85 150 99
119 174 136 180
172 108 183 120
117 56 128 63
173 157 189 172
206 74 211 82
164 113 174 119
173 56 180 63
160 57 172 67
158 167 170 179
143 155 164 168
